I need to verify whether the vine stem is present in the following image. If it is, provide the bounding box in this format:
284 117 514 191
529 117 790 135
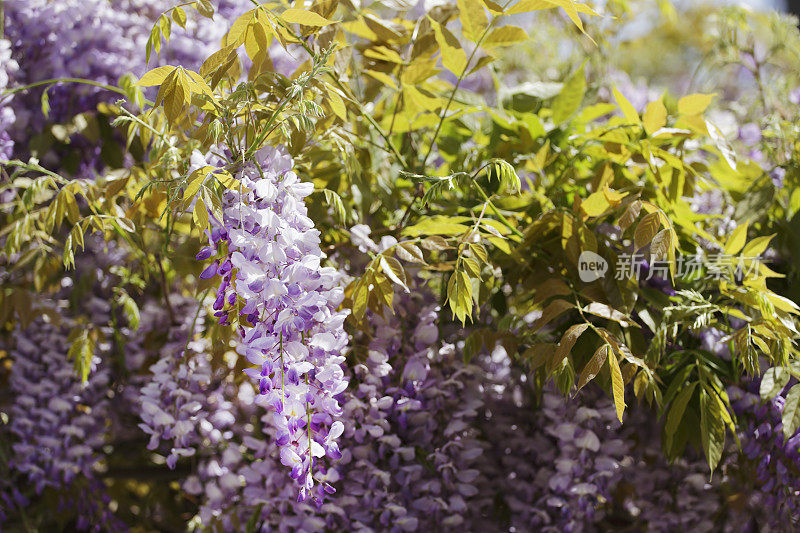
0 78 133 106
248 0 409 169
466 162 524 239
421 0 514 168
155 254 175 324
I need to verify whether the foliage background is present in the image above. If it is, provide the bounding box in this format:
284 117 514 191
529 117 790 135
2 0 800 531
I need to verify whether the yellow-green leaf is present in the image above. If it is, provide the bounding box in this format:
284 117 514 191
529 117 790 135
430 19 467 75
643 96 667 135
281 8 336 26
608 348 626 422
678 93 716 116
222 9 255 47
481 0 506 14
396 242 426 264
760 367 790 400
172 6 187 28
507 0 557 14
742 234 775 258
403 217 471 237
483 26 528 46
634 212 661 251
782 384 800 440
379 255 409 292
193 197 209 229
458 0 488 42
364 70 398 90
581 190 609 217
577 344 609 391
613 85 640 123
552 64 585 124
137 65 178 87
551 323 590 371
700 389 725 471
724 220 749 255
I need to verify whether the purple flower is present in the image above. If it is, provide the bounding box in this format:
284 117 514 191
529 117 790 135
195 145 349 501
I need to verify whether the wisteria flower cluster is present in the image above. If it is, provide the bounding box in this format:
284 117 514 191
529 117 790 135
197 145 349 503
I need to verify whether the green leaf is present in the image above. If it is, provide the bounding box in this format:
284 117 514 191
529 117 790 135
379 255 409 292
172 6 187 28
523 343 556 370
699 388 725 472
41 87 51 119
531 299 574 332
760 367 790 400
577 344 609 391
491 159 521 194
782 383 800 441
322 189 347 224
396 242 426 264
281 8 336 26
634 212 661 251
119 292 141 330
551 323 589 372
245 504 264 533
67 329 95 383
582 302 634 327
552 64 585 124
665 381 697 438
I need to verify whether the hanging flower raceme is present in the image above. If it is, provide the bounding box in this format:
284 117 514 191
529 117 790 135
197 145 348 503
136 297 225 470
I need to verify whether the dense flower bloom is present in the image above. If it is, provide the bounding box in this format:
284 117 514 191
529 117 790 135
472 372 630 531
329 290 485 530
2 0 251 163
726 380 800 529
1 315 119 531
198 145 349 502
0 38 19 160
137 298 225 469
